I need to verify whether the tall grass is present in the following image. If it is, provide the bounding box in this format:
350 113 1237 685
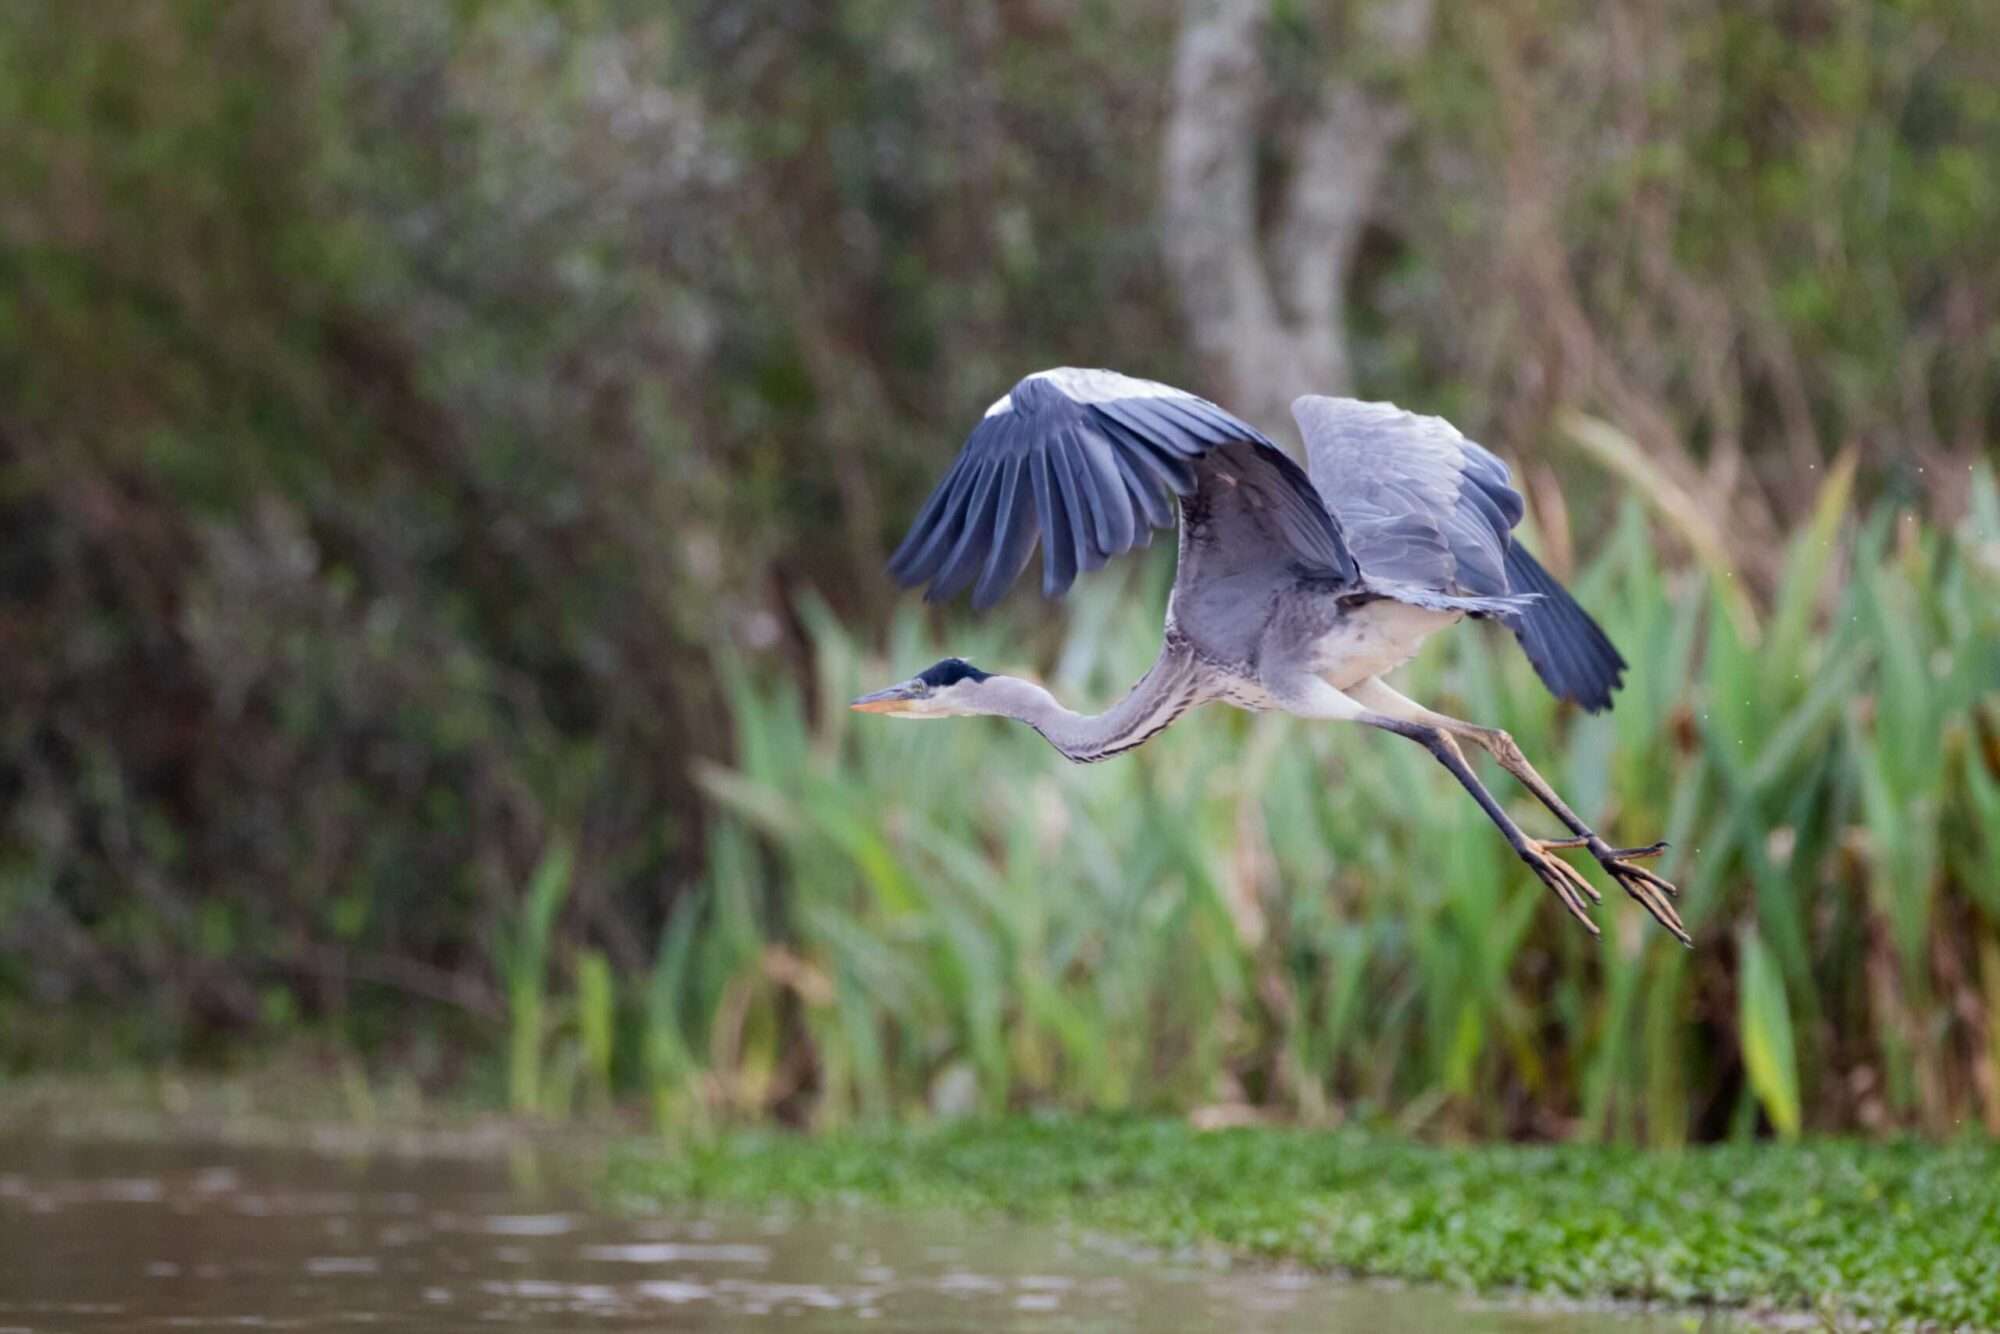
494 840 573 1115
615 474 1999 1142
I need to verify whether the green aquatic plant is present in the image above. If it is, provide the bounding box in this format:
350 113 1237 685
493 839 574 1116
654 474 2000 1142
618 1116 2000 1328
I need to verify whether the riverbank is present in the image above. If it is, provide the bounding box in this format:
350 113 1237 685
0 1064 617 1163
618 1116 2000 1330
0 1126 1662 1334
6 1072 1992 1328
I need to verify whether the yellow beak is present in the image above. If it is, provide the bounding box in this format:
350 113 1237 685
849 680 926 714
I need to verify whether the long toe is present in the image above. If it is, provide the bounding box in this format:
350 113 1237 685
1604 840 1670 862
1528 841 1602 902
1522 847 1602 935
1608 860 1690 946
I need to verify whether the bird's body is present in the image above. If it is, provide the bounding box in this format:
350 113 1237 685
855 367 1686 944
1299 600 1460 694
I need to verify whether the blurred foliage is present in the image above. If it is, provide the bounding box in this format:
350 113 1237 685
670 482 2000 1141
0 0 1996 1142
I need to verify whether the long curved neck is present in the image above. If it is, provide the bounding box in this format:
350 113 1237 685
973 642 1202 764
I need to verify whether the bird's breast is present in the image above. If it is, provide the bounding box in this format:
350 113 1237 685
1309 601 1461 689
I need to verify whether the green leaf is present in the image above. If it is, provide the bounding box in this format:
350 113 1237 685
1738 928 1802 1139
578 948 615 1102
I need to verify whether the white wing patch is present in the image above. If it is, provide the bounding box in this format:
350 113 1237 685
1034 367 1191 405
983 392 1014 418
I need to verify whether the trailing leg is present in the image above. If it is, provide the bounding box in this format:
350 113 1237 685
1358 712 1606 935
1348 678 1688 945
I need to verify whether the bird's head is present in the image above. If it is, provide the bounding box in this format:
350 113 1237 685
849 657 995 719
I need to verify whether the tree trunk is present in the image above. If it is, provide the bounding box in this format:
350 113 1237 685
1161 0 1433 433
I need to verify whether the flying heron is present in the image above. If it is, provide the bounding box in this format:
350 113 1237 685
851 368 1686 945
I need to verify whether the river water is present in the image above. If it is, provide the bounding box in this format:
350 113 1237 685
0 1135 1700 1332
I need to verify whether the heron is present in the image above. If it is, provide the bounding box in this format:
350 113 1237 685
851 368 1686 945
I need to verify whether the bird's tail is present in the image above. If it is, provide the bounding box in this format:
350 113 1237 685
1501 544 1627 712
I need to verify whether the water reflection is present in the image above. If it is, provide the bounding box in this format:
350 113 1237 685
0 1136 1696 1331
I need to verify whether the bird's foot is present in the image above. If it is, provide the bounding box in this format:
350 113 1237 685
1519 840 1603 937
1549 836 1688 946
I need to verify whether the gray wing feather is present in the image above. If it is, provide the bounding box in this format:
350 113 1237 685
890 369 1356 608
1290 395 1521 600
1291 394 1628 710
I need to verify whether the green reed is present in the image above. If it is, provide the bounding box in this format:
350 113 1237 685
641 470 1999 1142
493 838 574 1115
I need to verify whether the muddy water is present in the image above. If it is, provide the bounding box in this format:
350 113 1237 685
0 1136 1693 1331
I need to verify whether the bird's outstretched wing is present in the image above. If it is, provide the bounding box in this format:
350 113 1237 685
1291 395 1627 710
890 369 1355 608
1291 395 1522 598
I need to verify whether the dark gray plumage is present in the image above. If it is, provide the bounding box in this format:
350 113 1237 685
1502 543 1627 712
863 367 1686 947
890 369 1354 608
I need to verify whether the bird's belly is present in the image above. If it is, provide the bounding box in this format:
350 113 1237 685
1311 602 1461 689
